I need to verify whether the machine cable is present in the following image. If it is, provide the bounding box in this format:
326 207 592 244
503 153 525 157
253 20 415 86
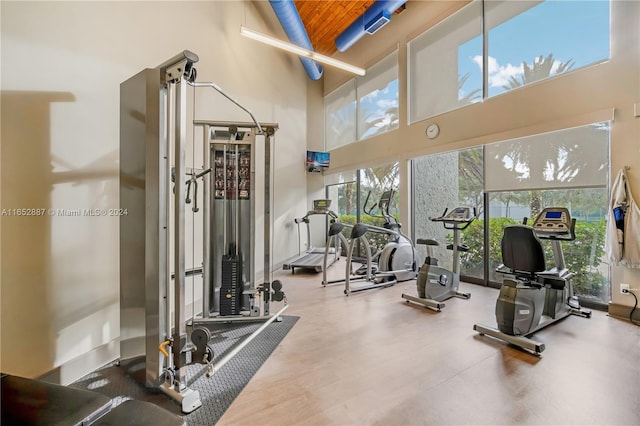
119 50 287 414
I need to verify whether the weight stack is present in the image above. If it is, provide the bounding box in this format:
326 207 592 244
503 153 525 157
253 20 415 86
220 254 243 316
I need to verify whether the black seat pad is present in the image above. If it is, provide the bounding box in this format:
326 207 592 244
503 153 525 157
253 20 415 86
446 243 469 252
417 238 439 246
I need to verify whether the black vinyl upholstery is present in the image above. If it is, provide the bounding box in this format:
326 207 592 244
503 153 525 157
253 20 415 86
501 225 546 274
328 222 345 236
1 374 113 426
94 400 185 426
351 223 369 239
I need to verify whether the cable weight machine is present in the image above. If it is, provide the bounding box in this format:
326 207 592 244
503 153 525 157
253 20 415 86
192 121 286 325
119 50 287 414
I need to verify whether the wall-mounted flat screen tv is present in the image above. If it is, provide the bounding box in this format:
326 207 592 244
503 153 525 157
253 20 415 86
306 151 330 173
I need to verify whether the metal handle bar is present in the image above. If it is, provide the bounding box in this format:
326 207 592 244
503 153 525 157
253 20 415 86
429 207 480 230
362 191 381 218
298 210 340 222
188 81 263 135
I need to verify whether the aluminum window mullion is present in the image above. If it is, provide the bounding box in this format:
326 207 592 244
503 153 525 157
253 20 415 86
481 0 488 100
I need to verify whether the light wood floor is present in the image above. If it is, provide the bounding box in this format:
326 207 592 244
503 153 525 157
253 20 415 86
217 260 640 425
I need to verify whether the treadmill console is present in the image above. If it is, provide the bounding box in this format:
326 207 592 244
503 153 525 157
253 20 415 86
531 207 571 236
313 199 331 214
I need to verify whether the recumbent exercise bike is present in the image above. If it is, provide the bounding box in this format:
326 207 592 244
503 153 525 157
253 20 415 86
473 207 591 355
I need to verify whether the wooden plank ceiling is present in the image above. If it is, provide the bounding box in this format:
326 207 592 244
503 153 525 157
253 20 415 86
294 0 377 55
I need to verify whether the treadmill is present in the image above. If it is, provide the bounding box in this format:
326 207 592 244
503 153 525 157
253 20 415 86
283 200 341 273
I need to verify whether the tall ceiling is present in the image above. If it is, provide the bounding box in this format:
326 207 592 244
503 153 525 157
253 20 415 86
294 0 400 56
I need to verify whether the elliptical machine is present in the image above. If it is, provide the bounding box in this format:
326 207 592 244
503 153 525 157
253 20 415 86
346 190 416 295
323 189 416 295
402 207 477 311
473 207 591 355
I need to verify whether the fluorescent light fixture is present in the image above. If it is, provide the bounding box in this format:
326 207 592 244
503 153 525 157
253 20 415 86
240 26 366 76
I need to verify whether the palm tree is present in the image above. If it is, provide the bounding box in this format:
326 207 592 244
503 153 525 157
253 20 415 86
360 105 399 139
458 72 481 105
344 183 355 215
502 53 574 90
458 148 483 209
361 162 400 218
499 53 575 216
340 163 399 222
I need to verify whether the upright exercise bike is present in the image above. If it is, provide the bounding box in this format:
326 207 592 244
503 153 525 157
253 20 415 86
402 207 477 311
473 207 591 355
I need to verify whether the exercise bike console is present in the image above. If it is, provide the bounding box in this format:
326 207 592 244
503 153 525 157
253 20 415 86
531 207 575 279
432 206 476 225
531 207 574 237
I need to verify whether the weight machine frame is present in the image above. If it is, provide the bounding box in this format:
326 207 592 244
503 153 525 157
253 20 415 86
119 51 286 414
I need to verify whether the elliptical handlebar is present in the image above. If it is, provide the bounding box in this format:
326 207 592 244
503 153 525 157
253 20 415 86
360 189 406 240
363 189 393 221
362 191 376 217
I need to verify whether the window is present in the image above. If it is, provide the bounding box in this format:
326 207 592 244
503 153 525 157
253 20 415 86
412 147 484 281
483 0 610 97
484 123 609 192
486 187 609 305
325 163 401 257
358 52 399 140
408 1 482 123
411 123 610 306
485 122 610 305
326 171 358 218
325 80 356 151
325 51 398 150
409 0 610 122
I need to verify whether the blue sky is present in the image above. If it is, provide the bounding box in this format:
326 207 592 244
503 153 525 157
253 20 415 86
459 0 610 98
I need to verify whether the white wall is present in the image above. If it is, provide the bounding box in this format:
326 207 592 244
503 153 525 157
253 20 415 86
323 0 640 311
1 0 309 383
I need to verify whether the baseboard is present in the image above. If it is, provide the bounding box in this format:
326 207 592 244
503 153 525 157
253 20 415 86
38 340 119 386
608 302 640 323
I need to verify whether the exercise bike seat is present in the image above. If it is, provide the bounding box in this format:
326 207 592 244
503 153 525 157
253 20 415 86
350 223 369 239
501 225 546 275
329 222 345 236
416 238 439 246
